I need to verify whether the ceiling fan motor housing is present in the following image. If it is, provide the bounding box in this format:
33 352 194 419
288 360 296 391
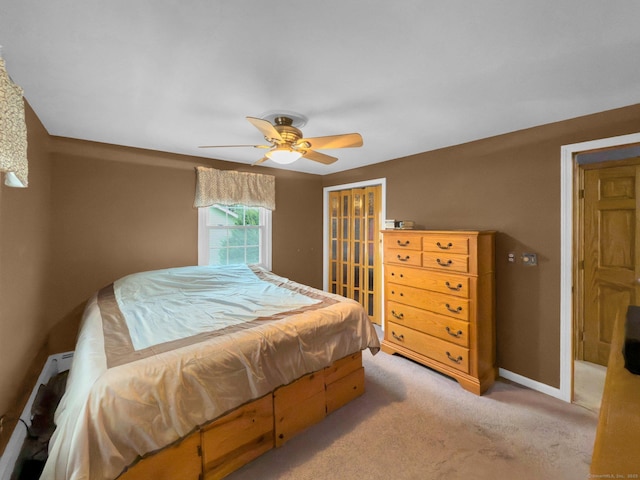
273 118 303 146
273 116 294 126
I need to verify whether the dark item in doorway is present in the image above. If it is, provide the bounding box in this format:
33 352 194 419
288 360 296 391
623 305 640 375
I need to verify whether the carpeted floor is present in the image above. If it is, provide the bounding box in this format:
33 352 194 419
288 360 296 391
227 344 598 480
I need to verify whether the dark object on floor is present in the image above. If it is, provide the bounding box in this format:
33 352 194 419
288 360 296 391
17 459 45 479
12 370 68 480
624 305 640 375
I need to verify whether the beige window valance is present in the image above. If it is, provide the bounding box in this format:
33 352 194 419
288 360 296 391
0 56 28 188
194 166 276 211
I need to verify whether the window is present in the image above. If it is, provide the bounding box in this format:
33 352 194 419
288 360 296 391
198 204 272 269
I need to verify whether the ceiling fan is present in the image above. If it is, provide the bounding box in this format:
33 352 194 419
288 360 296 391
199 114 363 165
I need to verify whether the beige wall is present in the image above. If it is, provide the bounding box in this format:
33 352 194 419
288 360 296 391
45 138 324 353
323 103 640 388
0 104 52 418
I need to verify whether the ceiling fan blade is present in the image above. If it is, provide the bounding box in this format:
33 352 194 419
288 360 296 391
198 144 271 149
296 133 363 150
253 156 269 166
246 117 283 142
302 150 338 165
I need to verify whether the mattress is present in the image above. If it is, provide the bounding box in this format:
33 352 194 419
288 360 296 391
42 264 380 480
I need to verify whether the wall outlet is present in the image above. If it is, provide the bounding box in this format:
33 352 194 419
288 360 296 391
522 253 538 266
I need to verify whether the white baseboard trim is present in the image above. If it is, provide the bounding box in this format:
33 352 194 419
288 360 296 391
499 368 565 401
0 351 74 479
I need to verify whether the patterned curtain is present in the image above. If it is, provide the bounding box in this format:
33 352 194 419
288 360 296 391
0 56 28 187
194 166 276 211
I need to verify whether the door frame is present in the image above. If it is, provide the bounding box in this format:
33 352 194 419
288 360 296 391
322 178 387 322
560 132 640 402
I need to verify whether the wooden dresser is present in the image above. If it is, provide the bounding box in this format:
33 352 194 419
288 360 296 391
381 230 496 395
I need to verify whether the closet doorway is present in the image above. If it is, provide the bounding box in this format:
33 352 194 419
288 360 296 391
323 179 386 325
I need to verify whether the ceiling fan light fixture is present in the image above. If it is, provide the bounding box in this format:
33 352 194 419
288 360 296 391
200 114 362 167
266 147 302 164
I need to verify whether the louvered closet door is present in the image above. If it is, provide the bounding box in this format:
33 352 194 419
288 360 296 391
328 186 381 324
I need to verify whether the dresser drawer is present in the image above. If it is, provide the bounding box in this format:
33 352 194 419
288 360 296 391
385 247 422 267
384 264 470 298
386 233 422 250
386 283 470 321
386 300 469 347
422 234 470 255
386 321 470 373
422 252 469 273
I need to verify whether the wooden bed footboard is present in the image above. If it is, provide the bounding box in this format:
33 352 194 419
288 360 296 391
117 351 365 480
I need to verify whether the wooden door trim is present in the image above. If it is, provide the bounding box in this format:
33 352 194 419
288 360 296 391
560 133 640 403
581 156 640 170
574 164 585 362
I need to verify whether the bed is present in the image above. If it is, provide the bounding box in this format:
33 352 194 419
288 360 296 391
42 264 380 480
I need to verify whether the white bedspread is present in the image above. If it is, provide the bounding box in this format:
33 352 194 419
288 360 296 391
42 265 380 480
116 264 319 350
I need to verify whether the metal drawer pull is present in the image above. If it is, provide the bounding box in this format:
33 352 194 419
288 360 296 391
445 304 462 314
436 258 453 267
446 327 463 338
445 281 463 291
391 310 404 320
397 254 410 262
436 242 453 250
397 240 411 247
446 352 463 363
391 331 405 341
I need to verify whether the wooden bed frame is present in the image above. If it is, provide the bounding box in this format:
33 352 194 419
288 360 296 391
117 351 365 480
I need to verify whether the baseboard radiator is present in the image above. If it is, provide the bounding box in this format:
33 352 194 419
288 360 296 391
0 351 74 479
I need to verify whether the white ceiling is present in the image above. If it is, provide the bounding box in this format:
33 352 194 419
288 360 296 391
1 1 639 175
